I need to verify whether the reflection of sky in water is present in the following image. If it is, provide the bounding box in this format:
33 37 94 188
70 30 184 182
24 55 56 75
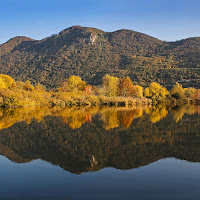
0 156 200 200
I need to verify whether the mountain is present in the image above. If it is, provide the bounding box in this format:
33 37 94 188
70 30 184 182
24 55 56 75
0 36 34 56
0 26 200 89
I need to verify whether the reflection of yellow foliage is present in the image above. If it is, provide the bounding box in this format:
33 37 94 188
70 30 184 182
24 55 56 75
0 107 53 130
133 108 143 118
100 106 149 130
67 110 86 129
149 106 168 123
62 116 68 124
58 107 100 129
144 107 150 114
68 116 85 129
171 107 186 123
1 105 199 131
171 105 200 123
101 109 120 130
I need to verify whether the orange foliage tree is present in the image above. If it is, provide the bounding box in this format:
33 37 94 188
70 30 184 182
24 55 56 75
118 77 134 97
84 85 92 95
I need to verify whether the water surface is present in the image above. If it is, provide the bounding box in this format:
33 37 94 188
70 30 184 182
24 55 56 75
0 105 200 199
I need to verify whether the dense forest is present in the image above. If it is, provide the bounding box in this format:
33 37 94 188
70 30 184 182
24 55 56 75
0 26 200 89
0 105 199 174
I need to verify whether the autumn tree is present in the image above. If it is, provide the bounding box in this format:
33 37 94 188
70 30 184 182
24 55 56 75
184 87 196 100
170 82 186 100
132 85 144 98
194 89 200 101
84 85 92 95
102 74 119 97
60 76 86 93
34 83 46 92
23 81 34 91
59 81 68 92
118 77 134 97
144 87 150 97
0 74 15 89
147 82 169 101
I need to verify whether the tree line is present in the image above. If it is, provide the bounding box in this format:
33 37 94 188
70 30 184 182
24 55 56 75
0 74 199 108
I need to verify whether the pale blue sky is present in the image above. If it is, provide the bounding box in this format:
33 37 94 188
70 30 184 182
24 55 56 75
1 0 200 44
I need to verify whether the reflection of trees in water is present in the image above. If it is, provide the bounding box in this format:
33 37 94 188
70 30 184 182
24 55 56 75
171 105 200 123
149 105 168 123
100 108 120 130
0 105 200 130
0 110 200 174
119 111 134 128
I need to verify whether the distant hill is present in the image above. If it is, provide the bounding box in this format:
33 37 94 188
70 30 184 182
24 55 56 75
0 26 200 89
0 36 34 56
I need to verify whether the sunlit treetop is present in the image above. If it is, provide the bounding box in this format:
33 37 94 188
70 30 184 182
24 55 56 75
0 74 15 89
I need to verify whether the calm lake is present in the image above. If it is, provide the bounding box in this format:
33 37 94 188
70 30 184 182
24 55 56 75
0 105 200 200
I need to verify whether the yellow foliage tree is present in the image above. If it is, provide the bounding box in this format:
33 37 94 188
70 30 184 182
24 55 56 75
148 82 169 101
61 76 86 93
170 82 186 100
0 74 15 88
184 87 196 100
102 74 119 97
34 83 46 92
132 85 144 98
194 89 200 100
144 88 150 97
23 81 34 91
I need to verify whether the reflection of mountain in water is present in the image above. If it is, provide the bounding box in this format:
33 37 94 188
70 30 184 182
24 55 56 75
0 105 200 174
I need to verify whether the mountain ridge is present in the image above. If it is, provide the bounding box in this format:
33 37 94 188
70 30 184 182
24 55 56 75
0 26 200 89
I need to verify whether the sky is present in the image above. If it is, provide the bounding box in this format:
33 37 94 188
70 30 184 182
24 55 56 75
0 0 200 44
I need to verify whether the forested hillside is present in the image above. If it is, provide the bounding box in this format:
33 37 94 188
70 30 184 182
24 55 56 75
0 26 200 89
